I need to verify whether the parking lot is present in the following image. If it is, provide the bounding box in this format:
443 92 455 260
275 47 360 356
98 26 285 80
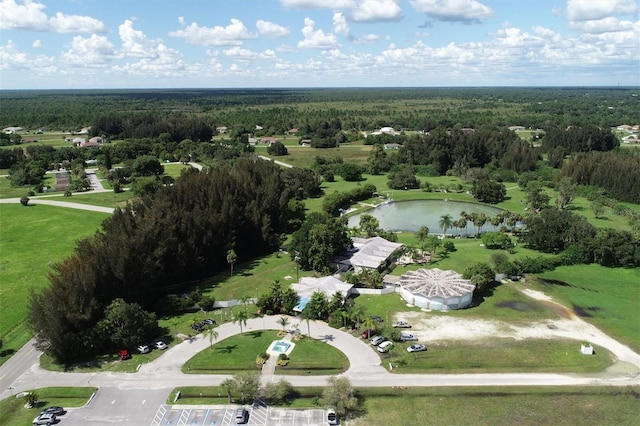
150 404 330 426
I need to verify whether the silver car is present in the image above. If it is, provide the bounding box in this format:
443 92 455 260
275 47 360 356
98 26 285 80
33 412 56 425
370 335 385 346
400 333 418 342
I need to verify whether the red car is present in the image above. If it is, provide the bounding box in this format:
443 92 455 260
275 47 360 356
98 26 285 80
360 329 376 339
119 349 131 361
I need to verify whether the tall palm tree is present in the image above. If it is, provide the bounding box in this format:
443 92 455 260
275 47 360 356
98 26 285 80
232 309 248 335
278 316 289 333
416 226 430 249
238 295 252 315
454 218 466 237
220 378 235 403
439 214 453 237
350 305 366 330
361 317 377 339
204 323 219 350
226 249 238 277
476 213 488 236
301 308 313 336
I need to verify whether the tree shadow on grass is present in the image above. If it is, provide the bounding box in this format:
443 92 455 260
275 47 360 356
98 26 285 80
246 331 264 339
468 280 501 308
216 345 238 354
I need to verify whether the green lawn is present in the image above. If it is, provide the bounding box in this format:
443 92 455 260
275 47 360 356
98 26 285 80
533 265 640 353
383 338 613 374
38 191 134 208
0 387 96 426
0 204 109 366
182 330 348 375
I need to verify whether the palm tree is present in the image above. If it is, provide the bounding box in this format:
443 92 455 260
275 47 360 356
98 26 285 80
301 308 312 336
362 317 377 339
226 249 238 277
416 226 429 249
232 309 248 335
476 213 488 236
340 310 350 329
220 378 235 403
350 305 366 330
238 295 252 315
278 316 289 333
454 218 466 237
439 214 453 237
204 323 219 350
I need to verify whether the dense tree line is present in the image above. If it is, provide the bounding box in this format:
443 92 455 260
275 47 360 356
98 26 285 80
289 212 351 272
397 127 537 175
520 207 639 267
2 88 637 135
559 150 640 203
542 125 619 154
29 158 299 364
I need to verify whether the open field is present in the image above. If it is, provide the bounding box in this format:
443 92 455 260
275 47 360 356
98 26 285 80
167 385 640 425
382 338 613 374
532 265 640 353
0 387 96 426
0 204 109 366
182 330 349 375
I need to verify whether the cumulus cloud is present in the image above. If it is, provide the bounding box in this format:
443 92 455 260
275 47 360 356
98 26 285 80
169 19 256 46
257 20 290 38
298 17 339 49
0 40 29 70
333 12 350 37
355 34 380 44
223 46 258 60
32 39 42 48
567 0 638 22
119 19 157 58
409 0 494 23
352 0 403 22
570 17 637 33
62 34 117 66
0 0 106 33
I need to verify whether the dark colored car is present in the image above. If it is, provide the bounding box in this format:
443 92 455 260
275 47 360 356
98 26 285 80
360 329 376 339
370 315 384 323
40 406 65 416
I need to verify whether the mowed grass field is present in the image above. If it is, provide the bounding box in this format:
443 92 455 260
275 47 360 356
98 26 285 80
0 204 108 365
533 265 640 353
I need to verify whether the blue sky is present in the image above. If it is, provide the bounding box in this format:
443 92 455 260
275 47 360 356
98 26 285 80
1 0 638 89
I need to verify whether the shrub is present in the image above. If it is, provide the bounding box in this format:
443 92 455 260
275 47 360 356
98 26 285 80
19 195 29 206
276 353 289 366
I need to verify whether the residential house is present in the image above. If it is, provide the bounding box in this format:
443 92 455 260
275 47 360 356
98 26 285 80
291 276 353 312
260 137 279 145
287 128 298 135
340 236 404 273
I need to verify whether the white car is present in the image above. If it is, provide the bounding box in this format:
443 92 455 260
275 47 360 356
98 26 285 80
407 344 427 353
377 341 394 353
136 344 150 354
33 412 56 425
393 321 411 328
153 340 168 350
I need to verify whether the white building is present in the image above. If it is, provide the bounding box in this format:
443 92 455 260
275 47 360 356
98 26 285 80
341 236 403 273
399 268 475 311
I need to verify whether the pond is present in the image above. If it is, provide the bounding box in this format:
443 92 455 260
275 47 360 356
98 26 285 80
347 200 504 233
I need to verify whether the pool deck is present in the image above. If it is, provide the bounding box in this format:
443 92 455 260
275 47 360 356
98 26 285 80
263 332 295 376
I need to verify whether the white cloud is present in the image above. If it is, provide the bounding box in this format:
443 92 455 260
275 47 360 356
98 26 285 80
0 0 105 33
352 0 403 22
0 40 29 70
178 16 185 25
32 39 42 48
49 12 107 33
256 20 290 38
62 34 117 66
169 19 256 46
298 17 339 49
355 34 380 44
570 17 637 33
333 12 350 37
223 46 258 60
567 0 638 22
280 0 355 9
119 19 157 58
409 0 494 23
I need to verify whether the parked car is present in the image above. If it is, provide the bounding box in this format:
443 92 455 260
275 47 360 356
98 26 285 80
235 408 249 424
370 315 384 323
360 329 376 339
136 344 150 354
119 349 131 360
40 406 65 416
370 335 385 346
407 344 427 353
32 412 56 425
327 408 339 425
153 340 168 350
377 341 394 353
392 321 411 328
399 333 418 342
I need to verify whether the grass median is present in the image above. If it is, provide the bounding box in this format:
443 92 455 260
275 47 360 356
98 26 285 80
0 387 96 426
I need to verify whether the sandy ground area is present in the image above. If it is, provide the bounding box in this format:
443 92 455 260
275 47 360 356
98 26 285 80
393 288 640 372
